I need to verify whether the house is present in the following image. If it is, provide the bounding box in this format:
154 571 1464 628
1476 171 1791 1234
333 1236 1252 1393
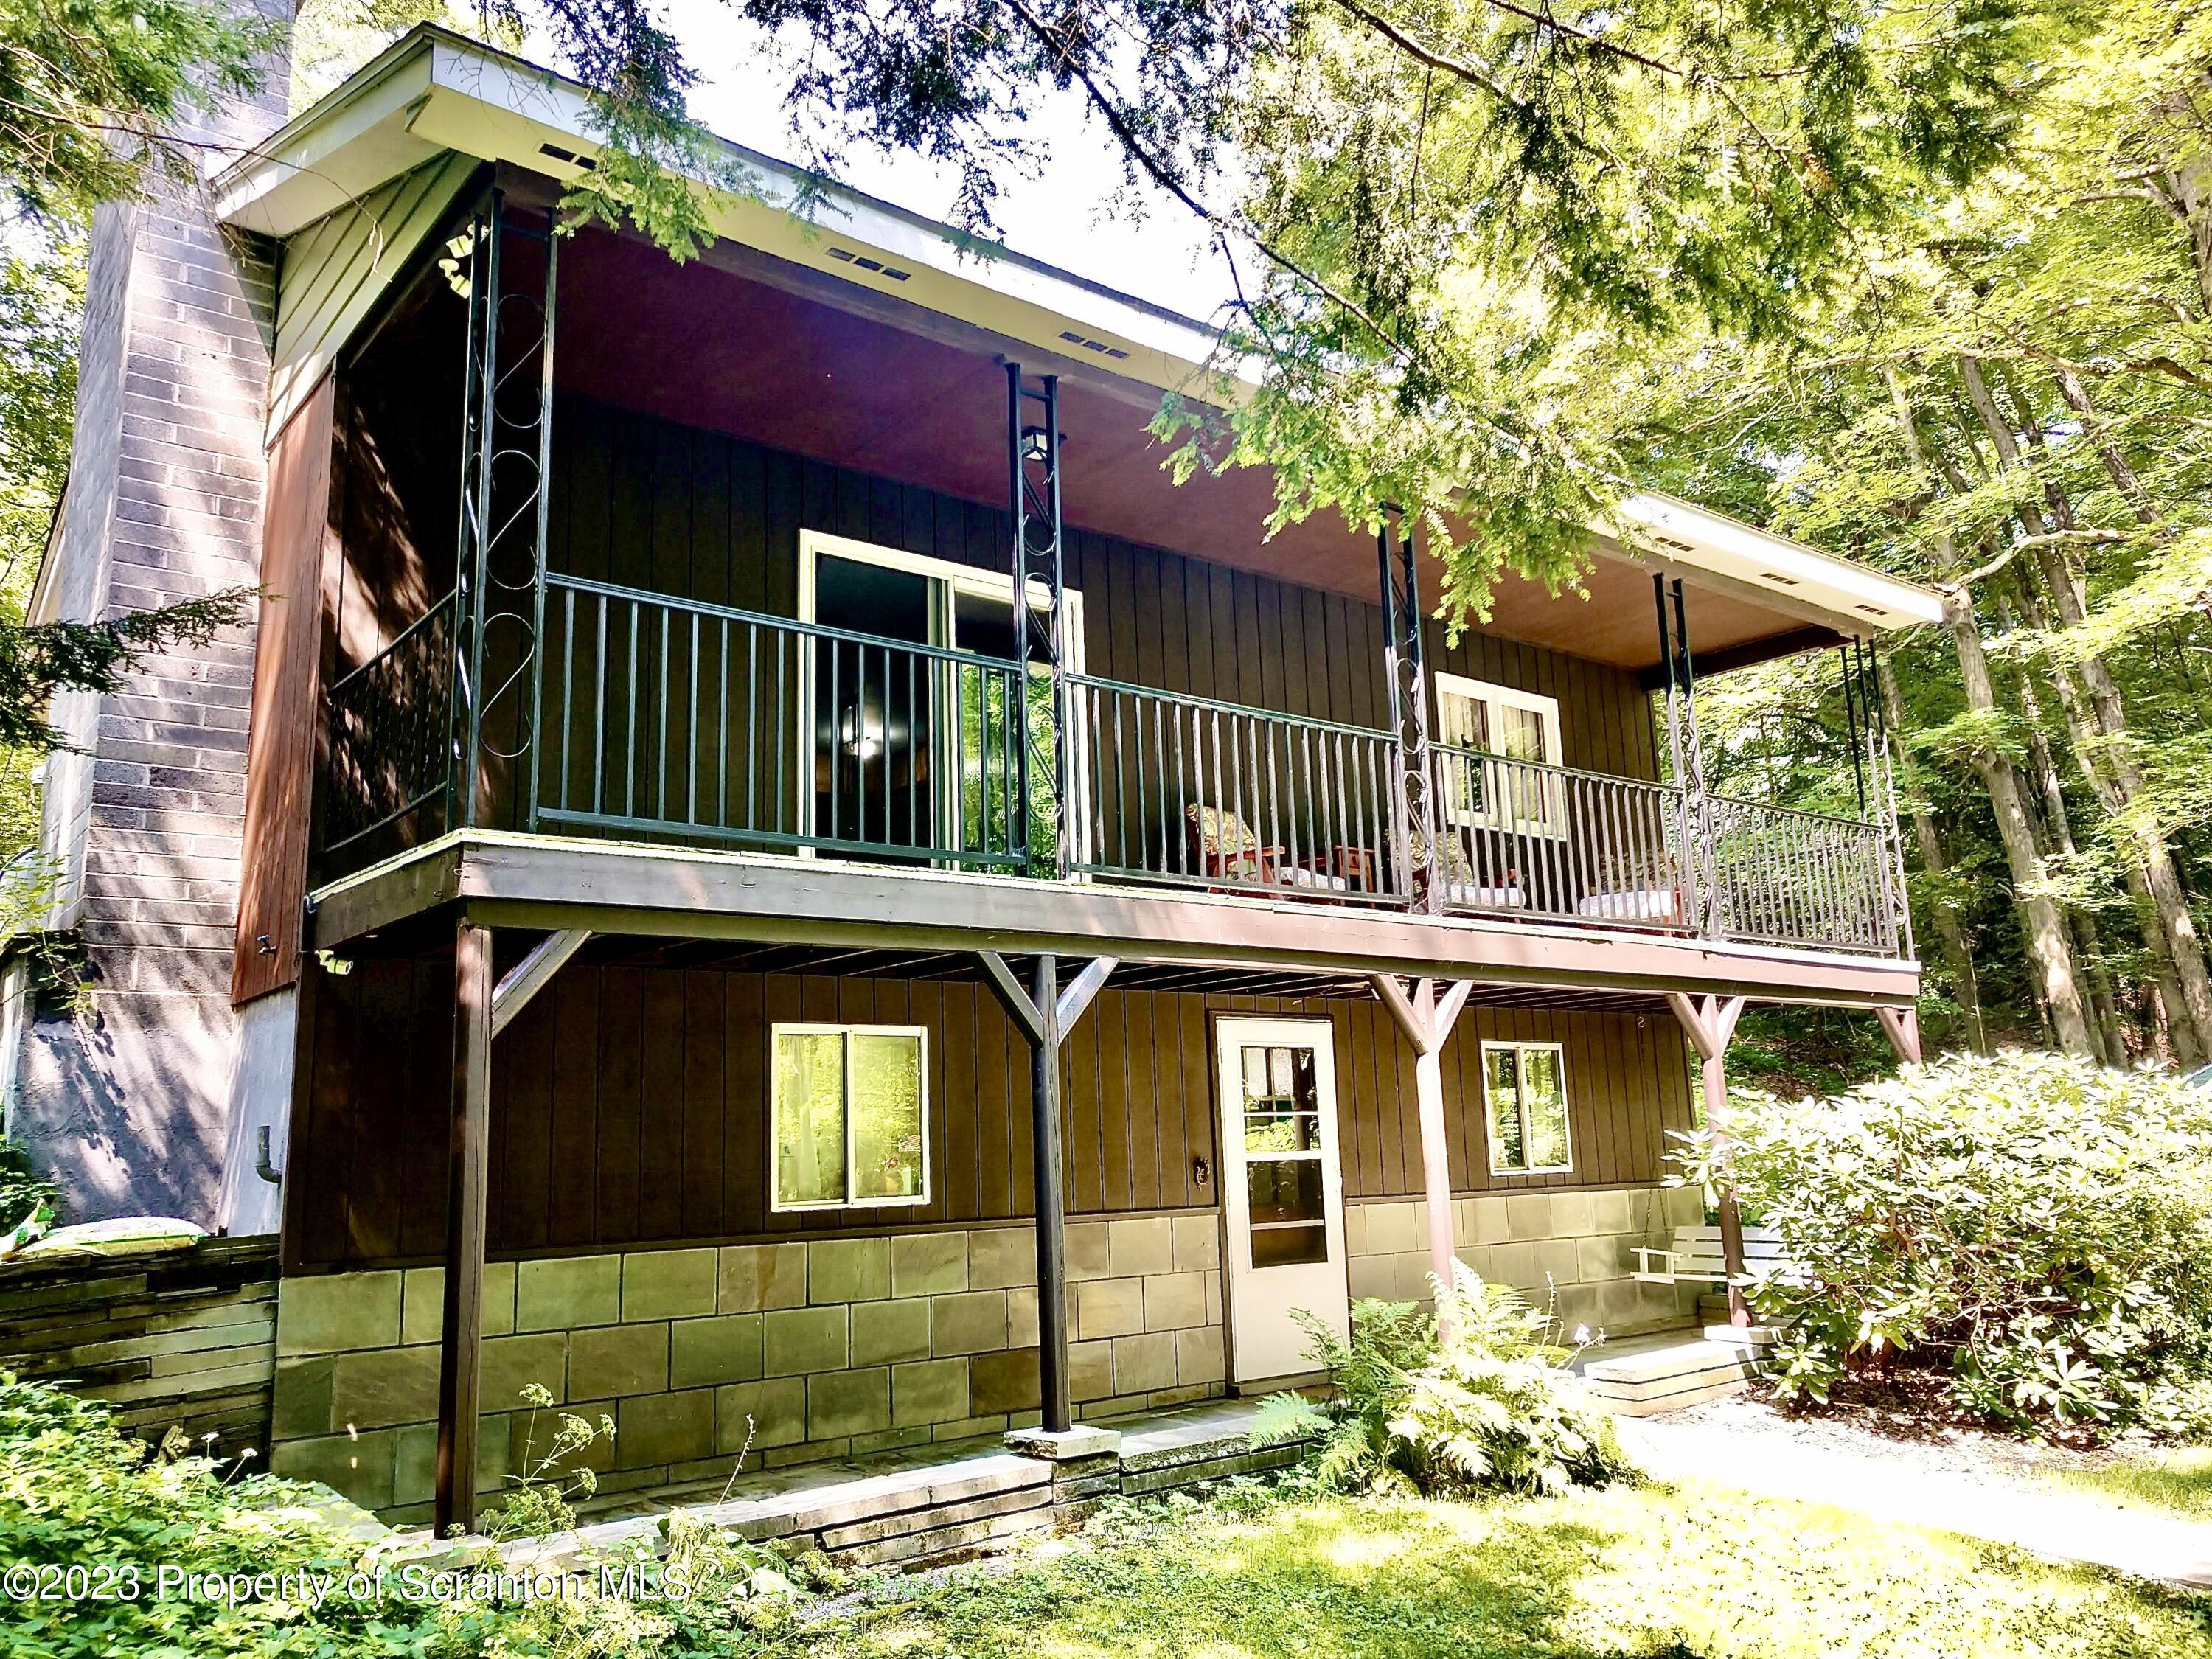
13 26 1937 1531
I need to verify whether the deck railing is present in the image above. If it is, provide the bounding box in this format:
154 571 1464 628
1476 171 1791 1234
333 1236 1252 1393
321 591 457 857
534 574 1032 870
1427 745 1694 932
1068 675 1408 901
1703 794 1896 954
317 573 1904 956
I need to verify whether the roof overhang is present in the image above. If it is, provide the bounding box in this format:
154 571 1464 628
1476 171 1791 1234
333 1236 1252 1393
216 27 1228 403
216 26 1941 661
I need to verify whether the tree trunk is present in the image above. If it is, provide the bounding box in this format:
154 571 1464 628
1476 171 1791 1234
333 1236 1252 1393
1997 595 2125 1062
1882 364 2093 1054
1940 588 2096 1055
2009 575 2204 1067
1875 653 1989 1052
1958 355 2212 1057
2051 367 2162 527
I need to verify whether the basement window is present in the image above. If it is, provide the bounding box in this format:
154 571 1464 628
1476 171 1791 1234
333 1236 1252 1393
771 1025 929 1210
1482 1041 1572 1175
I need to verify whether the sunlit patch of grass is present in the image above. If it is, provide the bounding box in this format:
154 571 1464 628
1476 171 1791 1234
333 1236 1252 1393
782 1482 2212 1659
2054 1447 2212 1523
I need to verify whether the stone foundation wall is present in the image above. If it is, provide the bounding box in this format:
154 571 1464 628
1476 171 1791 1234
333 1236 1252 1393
1347 1185 1705 1335
270 1215 1225 1520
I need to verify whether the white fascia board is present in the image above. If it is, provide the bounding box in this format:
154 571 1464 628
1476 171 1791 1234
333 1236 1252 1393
1610 492 1944 634
224 29 1242 397
213 38 444 233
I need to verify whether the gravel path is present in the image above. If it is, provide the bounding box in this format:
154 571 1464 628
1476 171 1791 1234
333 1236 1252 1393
1616 1394 2212 1589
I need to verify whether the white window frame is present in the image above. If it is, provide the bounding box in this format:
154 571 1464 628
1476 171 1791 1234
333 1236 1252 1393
768 1021 931 1212
795 530 1089 865
1480 1039 1573 1176
797 530 1086 669
1434 672 1565 838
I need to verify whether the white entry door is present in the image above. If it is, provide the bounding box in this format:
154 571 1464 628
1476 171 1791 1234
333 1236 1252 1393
1216 1016 1351 1383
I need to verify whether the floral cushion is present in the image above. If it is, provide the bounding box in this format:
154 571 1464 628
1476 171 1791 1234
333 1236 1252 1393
1185 803 1263 857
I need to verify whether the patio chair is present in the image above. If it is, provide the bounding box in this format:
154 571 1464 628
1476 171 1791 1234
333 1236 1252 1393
1183 804 1349 893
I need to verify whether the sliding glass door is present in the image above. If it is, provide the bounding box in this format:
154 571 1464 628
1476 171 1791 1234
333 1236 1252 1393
801 532 1079 869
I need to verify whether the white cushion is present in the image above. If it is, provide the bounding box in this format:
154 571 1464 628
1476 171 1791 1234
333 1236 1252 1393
1444 883 1524 908
1579 887 1682 922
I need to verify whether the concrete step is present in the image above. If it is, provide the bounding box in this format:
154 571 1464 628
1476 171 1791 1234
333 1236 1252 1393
1579 1337 1764 1419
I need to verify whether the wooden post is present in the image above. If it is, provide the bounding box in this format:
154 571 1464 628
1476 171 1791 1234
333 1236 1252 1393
1667 992 1748 1329
435 917 493 1535
1372 975 1476 1310
979 950 1113 1438
1876 1004 1922 1065
1029 953 1071 1431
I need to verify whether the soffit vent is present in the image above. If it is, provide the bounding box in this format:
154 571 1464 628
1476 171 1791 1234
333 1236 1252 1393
1059 328 1131 361
826 247 911 281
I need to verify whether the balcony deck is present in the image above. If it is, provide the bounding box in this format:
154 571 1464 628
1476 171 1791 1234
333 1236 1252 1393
317 574 1909 978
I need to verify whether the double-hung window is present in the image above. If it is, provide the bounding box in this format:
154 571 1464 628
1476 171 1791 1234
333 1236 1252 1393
771 1024 928 1210
1434 673 1564 835
1481 1040 1572 1175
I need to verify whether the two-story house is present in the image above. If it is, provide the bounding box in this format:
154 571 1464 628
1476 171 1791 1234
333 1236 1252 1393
19 26 1937 1530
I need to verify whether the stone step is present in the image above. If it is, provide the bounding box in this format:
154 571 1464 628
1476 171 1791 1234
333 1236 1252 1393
1579 1337 1763 1418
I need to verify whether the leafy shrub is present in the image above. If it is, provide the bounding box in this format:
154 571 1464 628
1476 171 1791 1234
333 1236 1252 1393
0 1135 58 1231
0 1368 444 1656
0 1368 845 1655
1251 1266 1634 1496
1673 1050 2212 1439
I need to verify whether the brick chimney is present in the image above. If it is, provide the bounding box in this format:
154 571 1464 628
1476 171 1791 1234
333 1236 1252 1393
7 8 296 1231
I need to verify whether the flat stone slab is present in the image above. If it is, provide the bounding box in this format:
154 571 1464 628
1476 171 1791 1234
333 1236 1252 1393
1006 1425 1121 1461
502 1451 1052 1571
1582 1338 1761 1388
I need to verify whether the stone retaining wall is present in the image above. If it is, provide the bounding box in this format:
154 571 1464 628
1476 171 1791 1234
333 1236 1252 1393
0 1237 279 1456
1347 1184 1705 1334
271 1215 1226 1520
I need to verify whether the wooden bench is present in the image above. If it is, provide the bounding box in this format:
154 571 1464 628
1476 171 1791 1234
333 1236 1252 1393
1632 1224 1793 1286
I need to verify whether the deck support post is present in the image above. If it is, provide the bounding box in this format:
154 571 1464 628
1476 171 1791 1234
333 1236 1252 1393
1372 975 1476 1314
1875 1004 1921 1065
978 951 1116 1433
1029 953 1068 1431
435 916 494 1535
1666 992 1750 1329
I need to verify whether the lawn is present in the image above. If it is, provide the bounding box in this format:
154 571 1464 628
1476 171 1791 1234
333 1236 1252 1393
781 1481 2212 1659
2053 1447 2212 1524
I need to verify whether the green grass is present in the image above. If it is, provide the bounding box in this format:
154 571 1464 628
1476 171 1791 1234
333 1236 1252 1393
2055 1447 2212 1523
780 1481 2212 1659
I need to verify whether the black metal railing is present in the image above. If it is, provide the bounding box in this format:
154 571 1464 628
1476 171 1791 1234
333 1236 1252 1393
316 573 1905 956
1427 745 1694 931
321 591 457 856
533 574 1032 870
1704 794 1896 953
1068 675 1408 902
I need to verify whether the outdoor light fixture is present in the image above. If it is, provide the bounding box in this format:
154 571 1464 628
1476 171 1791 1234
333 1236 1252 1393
839 700 885 760
1020 425 1051 465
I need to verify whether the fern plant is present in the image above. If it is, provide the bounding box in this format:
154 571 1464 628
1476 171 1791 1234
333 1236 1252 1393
1250 1266 1634 1497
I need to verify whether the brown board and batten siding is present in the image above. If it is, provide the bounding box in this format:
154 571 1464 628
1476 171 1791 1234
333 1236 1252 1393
286 961 1687 1273
534 393 1660 787
316 381 1660 866
232 377 338 1003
